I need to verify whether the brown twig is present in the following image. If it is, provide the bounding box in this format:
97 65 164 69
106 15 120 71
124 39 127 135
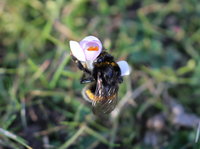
111 82 148 119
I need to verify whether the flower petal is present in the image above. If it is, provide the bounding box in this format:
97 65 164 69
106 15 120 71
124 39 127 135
83 41 102 61
79 36 102 61
117 61 131 76
69 41 86 61
80 36 101 43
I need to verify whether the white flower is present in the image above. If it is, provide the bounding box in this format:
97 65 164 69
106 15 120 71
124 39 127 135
69 36 102 62
117 61 131 76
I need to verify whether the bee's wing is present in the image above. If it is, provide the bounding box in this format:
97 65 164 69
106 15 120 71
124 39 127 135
92 95 118 115
92 72 118 115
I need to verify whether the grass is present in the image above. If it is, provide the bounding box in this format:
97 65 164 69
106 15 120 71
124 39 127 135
0 0 200 148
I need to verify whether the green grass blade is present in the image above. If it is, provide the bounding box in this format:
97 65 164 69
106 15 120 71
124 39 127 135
0 128 32 149
85 126 119 147
49 52 70 88
58 125 86 149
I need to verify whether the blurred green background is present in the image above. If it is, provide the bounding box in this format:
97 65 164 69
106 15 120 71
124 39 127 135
1 0 200 148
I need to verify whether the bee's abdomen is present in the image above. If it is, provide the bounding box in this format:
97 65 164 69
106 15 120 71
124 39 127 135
82 83 117 102
85 89 117 102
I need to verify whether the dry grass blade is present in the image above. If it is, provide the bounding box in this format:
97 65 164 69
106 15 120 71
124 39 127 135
195 121 200 143
111 82 148 119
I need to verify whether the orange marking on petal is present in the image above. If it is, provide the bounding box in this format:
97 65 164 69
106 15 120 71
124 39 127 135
87 46 99 51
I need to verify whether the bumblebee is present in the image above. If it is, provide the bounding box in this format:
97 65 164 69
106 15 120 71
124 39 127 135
71 51 123 115
69 36 130 115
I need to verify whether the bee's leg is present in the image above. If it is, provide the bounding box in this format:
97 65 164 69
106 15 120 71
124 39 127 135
80 73 95 84
71 54 94 84
118 76 123 83
71 54 91 75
